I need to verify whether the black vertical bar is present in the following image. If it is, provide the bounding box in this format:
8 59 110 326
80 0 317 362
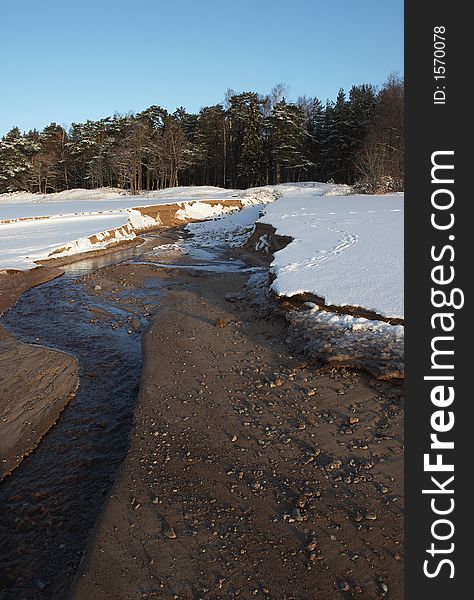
405 2 468 598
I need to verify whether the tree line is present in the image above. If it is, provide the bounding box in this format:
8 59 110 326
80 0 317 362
0 75 403 195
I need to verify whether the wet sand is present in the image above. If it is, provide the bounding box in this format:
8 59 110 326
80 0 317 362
0 268 78 479
70 265 404 600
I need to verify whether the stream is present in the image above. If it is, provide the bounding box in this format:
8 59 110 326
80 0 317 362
0 229 259 599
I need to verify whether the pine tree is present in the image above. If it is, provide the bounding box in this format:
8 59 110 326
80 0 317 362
238 112 265 188
320 89 354 183
193 105 226 186
227 92 265 188
0 78 403 194
0 127 38 193
269 100 314 183
297 96 324 180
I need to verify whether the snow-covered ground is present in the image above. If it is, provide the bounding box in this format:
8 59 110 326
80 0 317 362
0 186 243 222
0 182 404 376
182 184 404 376
185 204 264 249
0 186 267 269
0 214 135 269
257 193 403 319
0 182 345 270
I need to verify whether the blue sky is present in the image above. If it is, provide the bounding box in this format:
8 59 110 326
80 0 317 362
0 0 403 136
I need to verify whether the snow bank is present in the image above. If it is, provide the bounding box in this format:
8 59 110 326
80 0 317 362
258 193 403 319
0 213 137 269
185 204 265 248
175 202 235 221
287 304 404 379
127 209 161 231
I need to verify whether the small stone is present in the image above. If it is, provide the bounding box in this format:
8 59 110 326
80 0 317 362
379 582 388 595
339 580 350 592
292 508 304 522
162 522 177 539
296 495 307 508
365 511 377 520
130 318 142 332
94 284 102 291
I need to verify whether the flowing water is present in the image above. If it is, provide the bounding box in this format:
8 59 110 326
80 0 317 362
0 257 161 599
0 230 259 599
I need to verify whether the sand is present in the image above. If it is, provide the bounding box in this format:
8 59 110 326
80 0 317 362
70 266 403 600
0 268 79 479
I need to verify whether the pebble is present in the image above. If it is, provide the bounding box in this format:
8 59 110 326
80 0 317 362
296 495 307 508
339 580 350 592
379 582 389 595
163 525 177 539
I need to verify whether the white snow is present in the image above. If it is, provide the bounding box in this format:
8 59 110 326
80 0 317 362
0 187 238 222
258 192 404 319
0 184 281 269
127 209 161 231
0 213 136 269
175 202 234 221
0 181 404 374
185 204 265 248
0 181 404 332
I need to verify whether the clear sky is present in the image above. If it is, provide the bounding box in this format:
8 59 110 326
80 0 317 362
0 0 403 136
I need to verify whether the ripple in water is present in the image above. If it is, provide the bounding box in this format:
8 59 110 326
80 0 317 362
0 269 162 600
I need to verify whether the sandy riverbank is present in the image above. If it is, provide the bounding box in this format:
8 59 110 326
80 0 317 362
70 264 404 600
0 267 79 479
0 197 246 480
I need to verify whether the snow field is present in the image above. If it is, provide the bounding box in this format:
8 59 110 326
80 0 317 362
258 193 404 319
